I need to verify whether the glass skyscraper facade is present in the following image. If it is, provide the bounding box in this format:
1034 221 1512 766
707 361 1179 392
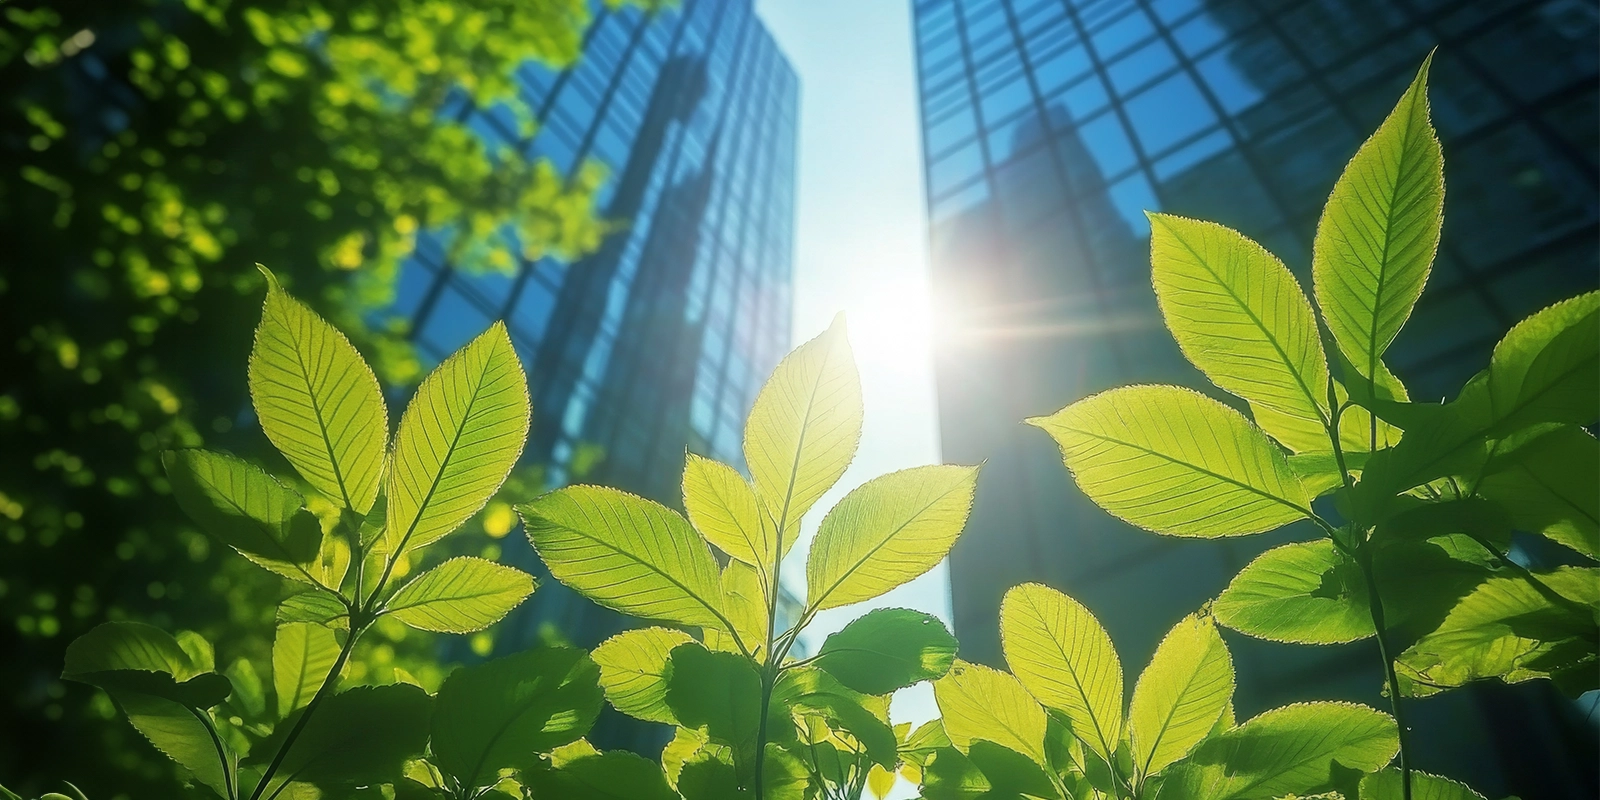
385 0 798 744
913 0 1596 795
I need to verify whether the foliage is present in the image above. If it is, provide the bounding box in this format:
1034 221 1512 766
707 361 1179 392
0 0 645 792
55 273 544 799
922 583 1399 800
521 316 983 799
1031 54 1595 799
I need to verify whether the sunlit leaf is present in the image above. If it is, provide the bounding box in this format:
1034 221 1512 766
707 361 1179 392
1397 567 1598 697
277 590 349 629
387 322 530 554
710 560 768 659
744 315 862 542
591 627 697 725
683 452 778 569
1312 55 1443 389
249 266 387 513
1030 386 1311 537
814 607 957 694
520 485 727 630
932 660 1048 767
1479 425 1598 560
998 583 1123 764
1149 213 1331 453
430 647 603 790
1157 702 1398 800
1129 613 1234 779
163 449 323 585
1360 768 1486 800
1214 540 1374 644
384 556 535 633
62 622 231 709
118 692 233 798
774 666 898 768
273 621 342 719
1364 291 1599 497
806 464 978 610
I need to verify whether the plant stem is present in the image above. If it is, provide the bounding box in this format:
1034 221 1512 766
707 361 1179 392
1354 548 1411 800
248 625 362 800
187 705 236 800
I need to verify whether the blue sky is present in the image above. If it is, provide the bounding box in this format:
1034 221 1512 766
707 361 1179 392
754 0 946 791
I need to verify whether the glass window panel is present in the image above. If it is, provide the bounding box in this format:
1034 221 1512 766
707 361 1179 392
511 280 558 343
987 110 1052 163
1090 8 1155 59
927 106 979 157
1158 147 1283 234
1106 40 1178 95
1055 74 1110 121
418 282 493 358
1107 171 1158 236
931 176 992 222
1074 112 1138 179
391 257 437 320
1033 44 1092 97
1195 48 1266 115
1170 12 1229 56
1124 71 1218 156
981 74 1035 123
1148 0 1202 24
995 145 1066 231
929 139 988 196
1151 127 1231 181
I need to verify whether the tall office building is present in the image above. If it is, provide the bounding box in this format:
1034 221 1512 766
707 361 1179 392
913 0 1596 795
386 0 798 745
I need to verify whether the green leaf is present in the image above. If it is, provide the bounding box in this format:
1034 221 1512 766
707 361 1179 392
683 452 779 570
805 464 979 610
387 322 530 554
710 560 768 659
666 644 763 760
223 657 267 720
1479 425 1598 559
1214 540 1374 644
932 660 1049 767
1365 291 1599 497
384 556 535 633
998 583 1122 764
1029 386 1311 537
1462 290 1599 435
1360 769 1486 800
430 647 603 789
773 667 898 769
273 622 342 719
62 622 232 709
814 607 957 694
920 747 992 800
248 266 387 513
277 590 349 629
1285 450 1368 498
1157 702 1398 800
1397 567 1599 697
523 751 678 800
966 740 1064 799
520 485 728 631
249 684 430 790
1148 213 1332 453
163 449 323 585
1312 54 1443 388
119 692 234 798
591 627 698 725
744 314 862 543
1129 613 1235 780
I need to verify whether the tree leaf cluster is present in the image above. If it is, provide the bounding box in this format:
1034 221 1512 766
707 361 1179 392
1031 54 1595 799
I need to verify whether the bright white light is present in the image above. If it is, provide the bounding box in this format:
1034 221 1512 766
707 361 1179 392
837 246 936 373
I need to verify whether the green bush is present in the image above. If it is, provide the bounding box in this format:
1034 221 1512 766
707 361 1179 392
12 55 1594 800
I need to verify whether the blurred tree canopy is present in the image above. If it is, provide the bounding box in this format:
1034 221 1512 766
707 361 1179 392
0 0 654 795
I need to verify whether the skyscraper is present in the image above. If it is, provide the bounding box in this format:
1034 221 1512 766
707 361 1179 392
385 0 798 744
913 0 1596 795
